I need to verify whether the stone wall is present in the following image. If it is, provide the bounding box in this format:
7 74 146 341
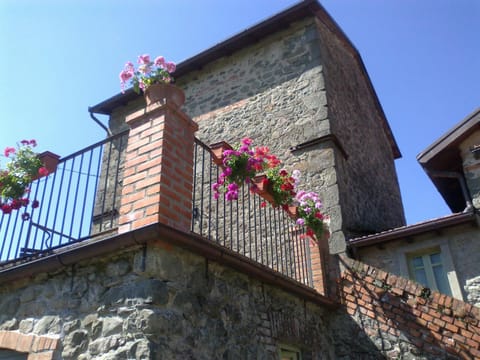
314 18 406 242
0 239 342 359
355 223 480 307
107 15 404 256
334 256 480 359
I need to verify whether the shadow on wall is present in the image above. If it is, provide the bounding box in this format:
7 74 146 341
334 256 480 359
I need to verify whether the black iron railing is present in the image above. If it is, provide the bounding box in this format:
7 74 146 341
192 138 314 287
1 134 314 289
0 130 128 264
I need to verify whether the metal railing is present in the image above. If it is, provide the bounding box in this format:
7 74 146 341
0 130 128 264
192 138 314 287
1 133 314 289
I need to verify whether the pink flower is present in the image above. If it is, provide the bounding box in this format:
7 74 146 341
29 139 37 147
154 56 166 67
165 61 176 73
21 212 30 221
119 69 133 83
241 138 252 146
4 147 15 157
32 200 39 208
137 54 151 64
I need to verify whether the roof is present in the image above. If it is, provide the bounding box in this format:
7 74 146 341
89 0 401 158
417 108 480 212
348 211 477 249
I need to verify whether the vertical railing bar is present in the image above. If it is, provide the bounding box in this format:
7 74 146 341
191 141 198 233
271 206 281 274
40 168 60 248
109 135 125 229
68 152 85 240
215 165 220 244
241 185 246 256
293 227 303 283
88 146 103 238
4 212 16 259
253 193 259 263
199 147 206 237
50 160 67 248
59 157 76 245
78 149 94 239
286 214 295 279
235 190 240 253
268 206 275 268
208 149 213 241
282 213 293 278
98 140 113 233
247 186 252 259
20 179 42 253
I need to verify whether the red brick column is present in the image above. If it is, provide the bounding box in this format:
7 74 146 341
118 88 198 234
309 229 330 297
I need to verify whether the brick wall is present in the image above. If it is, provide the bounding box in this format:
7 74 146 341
338 256 480 359
0 331 60 359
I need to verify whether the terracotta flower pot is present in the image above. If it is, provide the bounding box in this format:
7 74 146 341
252 175 275 205
209 141 233 167
144 83 185 107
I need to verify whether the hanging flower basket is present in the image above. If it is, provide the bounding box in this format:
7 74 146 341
252 175 275 205
209 141 233 167
37 151 60 177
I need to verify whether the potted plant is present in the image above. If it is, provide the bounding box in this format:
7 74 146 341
251 167 297 208
294 190 327 240
212 138 280 201
119 54 184 107
0 140 50 218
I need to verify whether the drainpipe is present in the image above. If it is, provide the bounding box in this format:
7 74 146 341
88 107 112 136
427 170 474 212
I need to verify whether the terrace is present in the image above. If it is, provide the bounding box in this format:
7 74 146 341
0 88 330 303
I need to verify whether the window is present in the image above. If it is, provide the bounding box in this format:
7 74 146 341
279 345 302 360
407 248 452 296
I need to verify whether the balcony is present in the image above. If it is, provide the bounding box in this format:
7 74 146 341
0 98 324 293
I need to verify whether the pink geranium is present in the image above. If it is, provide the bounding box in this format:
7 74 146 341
119 54 176 94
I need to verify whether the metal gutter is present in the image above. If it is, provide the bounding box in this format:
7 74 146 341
0 223 337 308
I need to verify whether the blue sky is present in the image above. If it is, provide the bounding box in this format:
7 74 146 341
1 0 479 225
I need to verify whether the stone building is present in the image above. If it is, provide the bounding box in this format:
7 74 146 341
91 0 406 255
1 1 480 359
348 108 480 307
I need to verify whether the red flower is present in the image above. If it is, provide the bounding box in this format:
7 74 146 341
314 212 324 219
32 200 39 209
1 204 12 214
21 212 30 221
306 228 315 237
38 167 49 177
260 201 267 208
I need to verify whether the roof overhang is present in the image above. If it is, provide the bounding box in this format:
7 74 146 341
348 211 477 249
417 108 480 212
89 0 401 158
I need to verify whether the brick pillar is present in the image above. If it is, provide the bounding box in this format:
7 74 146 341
118 87 198 234
309 229 330 297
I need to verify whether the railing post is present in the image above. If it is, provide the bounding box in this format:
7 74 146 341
118 88 198 234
